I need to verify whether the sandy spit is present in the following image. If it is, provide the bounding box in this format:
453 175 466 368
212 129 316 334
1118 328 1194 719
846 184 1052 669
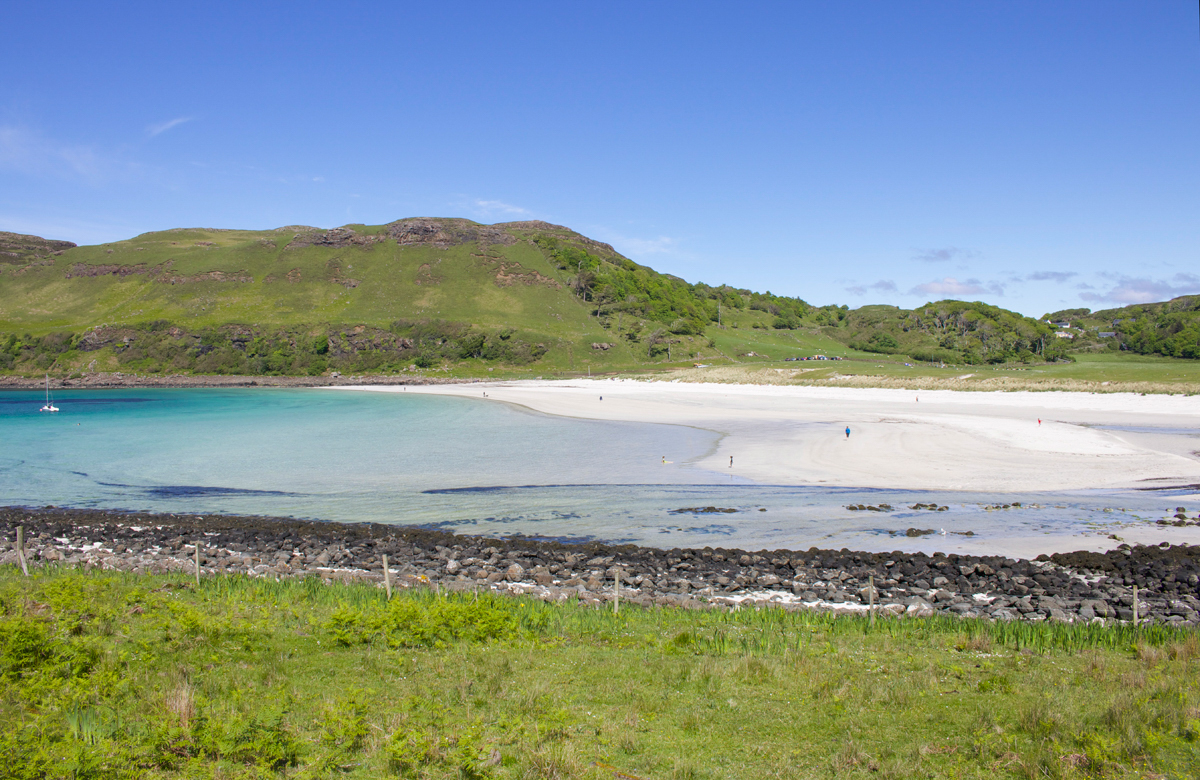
340 379 1200 494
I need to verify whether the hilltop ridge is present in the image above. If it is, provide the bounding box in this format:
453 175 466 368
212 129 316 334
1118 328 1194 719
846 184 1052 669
0 217 1196 379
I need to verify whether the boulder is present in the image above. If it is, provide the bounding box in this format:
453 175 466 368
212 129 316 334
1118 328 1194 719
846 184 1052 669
905 600 934 618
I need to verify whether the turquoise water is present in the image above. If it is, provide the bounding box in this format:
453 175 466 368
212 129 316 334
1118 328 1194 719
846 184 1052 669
0 388 1192 551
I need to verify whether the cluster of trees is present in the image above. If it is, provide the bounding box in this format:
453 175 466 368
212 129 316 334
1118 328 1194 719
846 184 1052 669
839 301 1072 364
1099 297 1200 359
533 236 815 340
0 320 549 376
0 332 74 371
394 320 547 368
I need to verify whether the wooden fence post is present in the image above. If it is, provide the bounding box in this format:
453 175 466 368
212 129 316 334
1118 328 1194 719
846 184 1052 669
382 554 392 600
194 542 201 587
1132 585 1139 626
868 575 876 628
16 526 29 577
614 569 621 615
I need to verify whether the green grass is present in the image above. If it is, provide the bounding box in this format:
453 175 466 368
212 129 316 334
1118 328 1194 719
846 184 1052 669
645 349 1200 393
3 566 1198 779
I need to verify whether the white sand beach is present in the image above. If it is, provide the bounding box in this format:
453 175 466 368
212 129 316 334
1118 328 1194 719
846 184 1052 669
349 380 1200 493
341 380 1200 556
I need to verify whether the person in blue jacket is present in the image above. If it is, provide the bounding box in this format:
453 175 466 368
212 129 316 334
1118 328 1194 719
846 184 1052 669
845 426 851 439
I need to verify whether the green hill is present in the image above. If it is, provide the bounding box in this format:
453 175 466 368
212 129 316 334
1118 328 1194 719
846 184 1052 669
1045 297 1200 360
833 300 1073 365
2 217 1194 378
0 218 847 376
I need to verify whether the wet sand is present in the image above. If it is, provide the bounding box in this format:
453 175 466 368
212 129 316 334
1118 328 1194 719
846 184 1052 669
346 379 1200 492
343 380 1200 557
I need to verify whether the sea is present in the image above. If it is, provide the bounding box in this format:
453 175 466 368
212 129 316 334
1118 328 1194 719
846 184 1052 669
1 388 1194 553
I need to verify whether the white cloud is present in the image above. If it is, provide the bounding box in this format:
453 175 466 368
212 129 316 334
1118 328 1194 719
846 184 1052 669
846 279 898 296
612 235 678 256
0 125 106 182
1026 271 1078 283
470 199 532 218
1079 273 1200 304
913 246 978 263
909 276 1005 297
146 117 193 137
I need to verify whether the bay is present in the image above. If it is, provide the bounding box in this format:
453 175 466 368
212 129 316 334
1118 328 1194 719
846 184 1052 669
0 388 1190 552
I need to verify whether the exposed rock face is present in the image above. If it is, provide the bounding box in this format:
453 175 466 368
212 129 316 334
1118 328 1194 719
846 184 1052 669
64 260 252 284
0 231 76 264
385 218 518 248
496 220 623 259
285 227 381 249
65 262 158 278
3 507 1199 625
279 219 537 252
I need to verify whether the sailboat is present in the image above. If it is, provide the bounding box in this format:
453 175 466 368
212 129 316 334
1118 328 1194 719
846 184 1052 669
40 375 58 413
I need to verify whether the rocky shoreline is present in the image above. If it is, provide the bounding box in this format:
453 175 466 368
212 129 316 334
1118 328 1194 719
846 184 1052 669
4 507 1199 626
0 372 474 389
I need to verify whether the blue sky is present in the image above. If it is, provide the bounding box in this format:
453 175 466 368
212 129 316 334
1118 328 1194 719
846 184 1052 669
1 1 1196 317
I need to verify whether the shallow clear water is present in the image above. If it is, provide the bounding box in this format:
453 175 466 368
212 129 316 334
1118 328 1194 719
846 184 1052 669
0 389 1192 552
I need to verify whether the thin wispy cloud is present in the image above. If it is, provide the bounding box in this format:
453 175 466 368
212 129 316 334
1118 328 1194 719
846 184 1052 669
470 199 532 218
846 279 898 296
1026 271 1078 283
146 117 193 137
909 276 1005 297
613 235 678 256
0 125 106 183
1079 273 1200 304
912 246 978 263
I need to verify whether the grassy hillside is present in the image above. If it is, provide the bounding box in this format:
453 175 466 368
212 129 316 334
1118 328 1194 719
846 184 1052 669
1047 297 1200 360
3 567 1198 779
0 219 848 377
2 218 1196 379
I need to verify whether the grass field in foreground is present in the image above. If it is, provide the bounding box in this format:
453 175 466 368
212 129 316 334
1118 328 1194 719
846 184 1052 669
2 568 1198 779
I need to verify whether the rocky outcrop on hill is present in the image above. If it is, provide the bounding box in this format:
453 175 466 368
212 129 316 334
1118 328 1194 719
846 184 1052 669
386 218 519 248
4 508 1197 626
0 231 76 265
280 219 556 251
285 226 381 250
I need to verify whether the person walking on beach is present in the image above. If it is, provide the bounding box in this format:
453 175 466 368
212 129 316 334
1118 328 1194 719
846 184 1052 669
729 455 733 468
845 426 851 439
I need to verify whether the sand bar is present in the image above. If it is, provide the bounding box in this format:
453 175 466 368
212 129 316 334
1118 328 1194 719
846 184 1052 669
346 379 1200 493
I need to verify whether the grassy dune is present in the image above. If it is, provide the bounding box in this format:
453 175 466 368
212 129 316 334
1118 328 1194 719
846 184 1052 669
644 353 1200 394
2 567 1198 779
